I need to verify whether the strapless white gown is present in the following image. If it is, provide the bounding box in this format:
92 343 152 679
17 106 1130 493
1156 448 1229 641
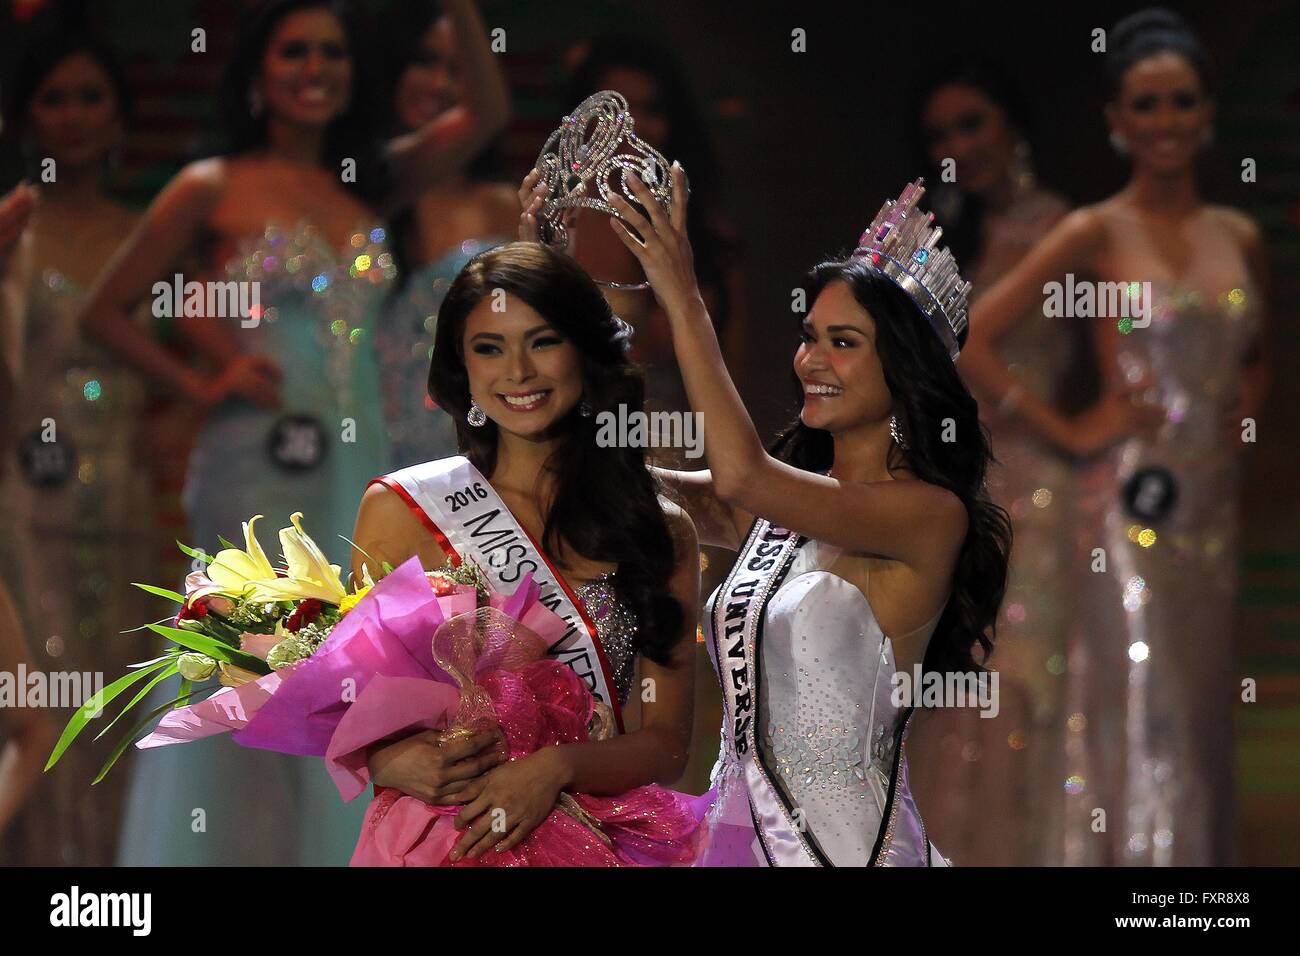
701 537 948 866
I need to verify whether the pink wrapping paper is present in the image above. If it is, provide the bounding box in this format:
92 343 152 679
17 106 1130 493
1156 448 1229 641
135 667 294 749
232 559 457 755
131 555 702 866
324 675 460 801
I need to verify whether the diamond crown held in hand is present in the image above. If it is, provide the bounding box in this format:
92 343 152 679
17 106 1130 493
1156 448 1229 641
852 178 971 360
532 89 674 249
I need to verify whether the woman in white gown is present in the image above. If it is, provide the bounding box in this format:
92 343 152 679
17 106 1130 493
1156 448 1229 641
581 170 1013 865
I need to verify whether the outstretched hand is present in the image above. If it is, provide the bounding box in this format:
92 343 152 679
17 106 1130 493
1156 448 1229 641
607 163 703 316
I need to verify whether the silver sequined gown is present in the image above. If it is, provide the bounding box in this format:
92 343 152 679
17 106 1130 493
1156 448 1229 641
1066 268 1259 865
0 266 154 865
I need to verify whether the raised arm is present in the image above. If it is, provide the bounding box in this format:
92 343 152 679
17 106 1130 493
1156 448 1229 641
383 0 510 211
605 166 965 566
650 466 749 551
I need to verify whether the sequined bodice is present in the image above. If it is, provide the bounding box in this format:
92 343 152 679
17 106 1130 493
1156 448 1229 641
218 221 395 412
573 571 636 706
224 220 397 299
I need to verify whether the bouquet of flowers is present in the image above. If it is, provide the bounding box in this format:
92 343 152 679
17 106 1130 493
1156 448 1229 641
43 512 414 782
46 512 701 866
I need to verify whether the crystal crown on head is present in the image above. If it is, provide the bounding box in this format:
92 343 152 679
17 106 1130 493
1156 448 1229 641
533 90 674 251
852 179 971 361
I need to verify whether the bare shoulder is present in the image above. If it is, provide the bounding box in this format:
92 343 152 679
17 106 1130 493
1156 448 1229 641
172 157 228 198
358 480 419 527
1061 202 1111 243
147 158 227 224
904 478 969 556
352 479 453 576
1209 205 1263 252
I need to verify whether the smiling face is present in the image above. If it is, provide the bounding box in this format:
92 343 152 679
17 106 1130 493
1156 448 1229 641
922 82 1019 197
27 53 122 170
462 293 585 439
1108 50 1211 175
257 7 353 129
795 280 893 434
394 15 460 131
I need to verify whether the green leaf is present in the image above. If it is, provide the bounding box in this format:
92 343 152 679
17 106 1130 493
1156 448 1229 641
125 651 182 670
121 617 179 634
176 540 212 564
144 624 267 671
91 687 212 785
217 534 238 550
44 657 176 771
132 582 186 604
94 662 180 741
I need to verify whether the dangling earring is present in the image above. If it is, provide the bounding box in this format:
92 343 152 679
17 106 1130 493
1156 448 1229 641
889 414 908 451
248 87 264 118
1109 130 1130 155
466 400 487 428
578 399 593 418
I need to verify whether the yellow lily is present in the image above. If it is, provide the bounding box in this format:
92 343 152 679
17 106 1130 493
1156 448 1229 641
245 512 347 605
188 515 278 601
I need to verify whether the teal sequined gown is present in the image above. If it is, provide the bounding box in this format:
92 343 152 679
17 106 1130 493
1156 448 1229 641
116 222 395 866
377 237 505 469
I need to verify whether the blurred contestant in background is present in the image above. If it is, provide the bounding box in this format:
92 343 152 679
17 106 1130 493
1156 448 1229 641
905 59 1073 866
0 172 57 857
79 0 507 865
961 9 1268 864
378 0 516 469
0 33 154 865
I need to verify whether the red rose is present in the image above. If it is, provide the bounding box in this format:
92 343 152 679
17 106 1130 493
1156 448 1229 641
425 572 459 597
285 598 324 632
174 598 211 626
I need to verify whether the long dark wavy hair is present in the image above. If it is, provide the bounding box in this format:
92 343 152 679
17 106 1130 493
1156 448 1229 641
214 0 390 204
769 258 1012 676
428 242 683 664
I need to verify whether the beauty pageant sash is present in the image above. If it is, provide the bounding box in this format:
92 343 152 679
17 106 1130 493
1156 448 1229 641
369 456 623 731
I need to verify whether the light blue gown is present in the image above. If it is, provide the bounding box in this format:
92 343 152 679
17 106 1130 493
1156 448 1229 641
376 237 506 469
116 221 395 865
